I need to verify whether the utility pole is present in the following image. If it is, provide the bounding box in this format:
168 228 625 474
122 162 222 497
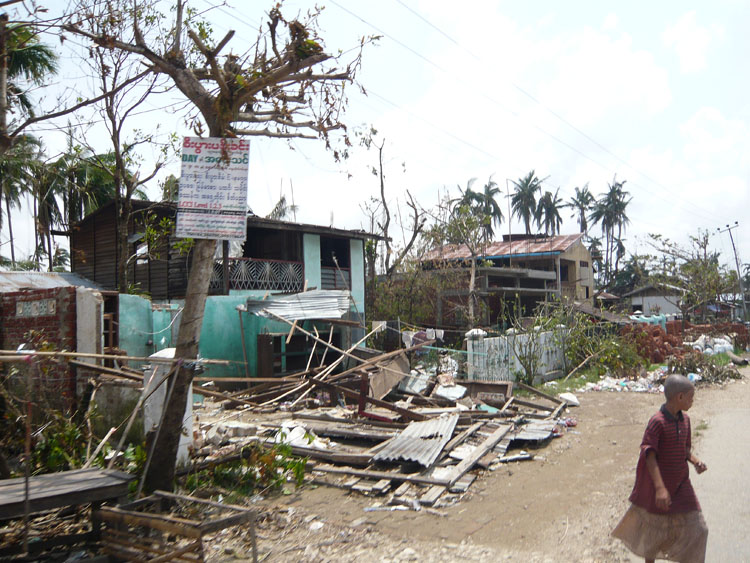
718 222 747 322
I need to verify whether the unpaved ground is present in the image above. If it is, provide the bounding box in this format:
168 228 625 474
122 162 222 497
202 368 749 562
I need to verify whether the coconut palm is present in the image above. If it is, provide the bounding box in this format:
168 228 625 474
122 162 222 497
454 177 504 243
536 189 564 236
511 170 546 235
589 177 631 286
565 183 594 235
0 135 42 266
6 24 58 117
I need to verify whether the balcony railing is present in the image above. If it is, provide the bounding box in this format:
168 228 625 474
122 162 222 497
210 258 304 293
321 266 350 290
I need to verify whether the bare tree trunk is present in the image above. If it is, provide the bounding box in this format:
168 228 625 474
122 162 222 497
468 256 477 328
141 237 215 492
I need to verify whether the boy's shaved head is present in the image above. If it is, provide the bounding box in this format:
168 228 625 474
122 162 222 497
664 374 694 400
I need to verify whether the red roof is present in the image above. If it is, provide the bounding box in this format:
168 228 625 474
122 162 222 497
423 233 584 261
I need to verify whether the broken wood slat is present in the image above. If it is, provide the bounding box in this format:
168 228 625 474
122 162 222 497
96 506 202 539
420 425 511 507
292 413 408 429
547 402 567 420
393 482 412 497
199 512 254 535
449 474 476 493
326 339 437 384
153 490 253 515
288 445 372 467
310 464 447 486
515 382 564 405
445 424 511 487
351 479 391 495
419 485 445 506
499 396 515 415
343 478 361 489
510 397 553 412
71 359 259 407
476 451 498 469
102 530 201 562
305 378 426 421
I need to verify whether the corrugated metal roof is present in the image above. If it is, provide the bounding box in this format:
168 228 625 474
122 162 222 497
0 271 103 292
373 413 459 467
423 234 583 261
245 289 351 320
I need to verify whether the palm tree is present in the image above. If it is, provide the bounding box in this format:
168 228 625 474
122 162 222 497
454 177 504 243
6 24 58 117
511 170 545 235
589 177 631 286
0 135 42 266
536 189 563 236
476 176 504 242
565 183 594 235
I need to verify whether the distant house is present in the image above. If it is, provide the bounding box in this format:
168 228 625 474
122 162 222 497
71 200 372 304
69 200 379 381
421 233 594 326
622 284 682 315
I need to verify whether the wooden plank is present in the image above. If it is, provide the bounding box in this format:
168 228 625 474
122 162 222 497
103 529 201 562
419 486 445 506
0 468 133 520
97 506 202 539
199 511 253 534
393 482 412 497
444 425 512 487
547 402 567 420
449 473 476 493
511 397 553 412
515 381 563 404
310 464 446 486
306 378 426 421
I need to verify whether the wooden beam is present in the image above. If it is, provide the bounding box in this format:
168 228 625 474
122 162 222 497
309 464 446 486
305 378 426 421
515 381 563 405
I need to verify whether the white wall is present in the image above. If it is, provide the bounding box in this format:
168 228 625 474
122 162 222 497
631 295 680 315
76 288 103 358
467 329 565 382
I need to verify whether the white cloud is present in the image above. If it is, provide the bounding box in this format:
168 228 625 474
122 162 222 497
662 11 724 73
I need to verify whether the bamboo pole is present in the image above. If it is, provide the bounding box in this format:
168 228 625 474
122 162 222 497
0 349 234 365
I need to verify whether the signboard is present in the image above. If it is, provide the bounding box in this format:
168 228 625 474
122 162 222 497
176 136 250 240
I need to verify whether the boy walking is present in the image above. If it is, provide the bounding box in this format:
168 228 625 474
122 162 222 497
612 374 708 563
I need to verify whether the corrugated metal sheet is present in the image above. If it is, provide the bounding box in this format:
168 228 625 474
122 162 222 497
423 234 583 261
245 289 351 320
0 271 103 292
511 420 557 442
373 413 459 467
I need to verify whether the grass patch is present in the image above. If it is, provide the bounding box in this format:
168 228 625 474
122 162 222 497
535 368 601 395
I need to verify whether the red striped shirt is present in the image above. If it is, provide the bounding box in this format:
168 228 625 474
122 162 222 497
629 404 700 513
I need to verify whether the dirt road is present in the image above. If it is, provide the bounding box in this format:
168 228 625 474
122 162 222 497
211 368 750 562
694 373 750 562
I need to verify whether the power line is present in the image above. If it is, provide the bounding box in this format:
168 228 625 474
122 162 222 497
329 1 724 225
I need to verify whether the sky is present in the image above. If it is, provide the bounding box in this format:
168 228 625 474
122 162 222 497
4 0 750 273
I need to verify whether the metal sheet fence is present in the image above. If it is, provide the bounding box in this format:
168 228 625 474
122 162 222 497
466 329 565 382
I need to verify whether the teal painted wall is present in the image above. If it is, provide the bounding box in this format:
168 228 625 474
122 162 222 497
117 231 368 380
303 233 321 289
152 304 180 351
118 294 154 366
349 238 365 317
197 295 249 380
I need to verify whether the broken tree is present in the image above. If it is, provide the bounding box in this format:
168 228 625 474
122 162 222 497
64 1 369 492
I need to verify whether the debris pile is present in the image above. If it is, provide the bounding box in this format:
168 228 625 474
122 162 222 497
620 324 685 364
188 346 575 510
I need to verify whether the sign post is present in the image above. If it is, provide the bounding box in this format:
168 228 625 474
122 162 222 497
176 137 250 241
